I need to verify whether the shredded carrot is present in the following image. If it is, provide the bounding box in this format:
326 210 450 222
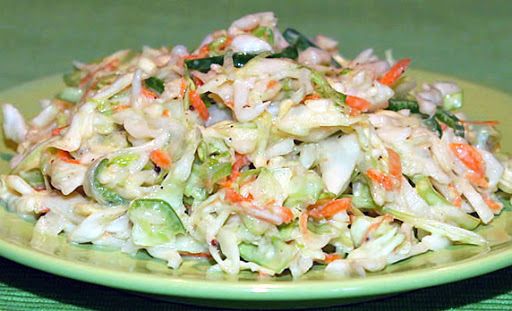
460 120 500 126
218 36 233 51
183 45 210 61
150 149 172 169
53 99 74 110
345 95 370 114
448 184 463 207
51 126 67 136
308 198 352 220
323 253 342 264
483 195 502 213
189 89 210 121
113 104 130 112
197 45 210 57
452 196 463 207
449 143 486 181
231 153 249 180
219 153 250 188
179 251 212 258
162 109 170 117
192 76 204 87
362 214 394 242
299 212 309 236
386 148 402 180
266 80 279 89
467 173 489 189
179 78 187 98
279 206 294 224
79 71 95 88
224 188 251 203
303 93 321 102
378 58 411 86
56 150 80 164
386 148 402 189
367 169 395 191
141 87 158 99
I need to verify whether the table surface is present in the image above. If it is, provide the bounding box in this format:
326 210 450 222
0 0 511 310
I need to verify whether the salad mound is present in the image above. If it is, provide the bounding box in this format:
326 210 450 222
1 12 511 278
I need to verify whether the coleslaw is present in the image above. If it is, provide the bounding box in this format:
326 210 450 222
1 12 511 278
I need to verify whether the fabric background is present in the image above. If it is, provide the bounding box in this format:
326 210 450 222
0 0 511 310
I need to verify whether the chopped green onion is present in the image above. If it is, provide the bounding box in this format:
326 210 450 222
282 28 316 51
200 93 214 108
282 28 341 68
184 56 224 73
0 152 13 162
268 46 299 60
387 99 420 113
435 109 465 137
144 77 165 94
232 53 257 68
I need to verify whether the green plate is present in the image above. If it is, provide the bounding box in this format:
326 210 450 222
0 71 511 309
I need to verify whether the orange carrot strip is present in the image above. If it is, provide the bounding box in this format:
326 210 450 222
362 214 394 241
379 58 411 86
162 109 170 117
449 143 486 178
346 95 370 113
189 89 210 121
179 78 187 98
460 120 500 126
183 45 210 61
483 195 502 213
231 153 249 180
219 153 250 188
308 198 352 219
150 149 172 169
141 87 158 99
303 93 321 102
448 184 463 207
192 76 204 87
386 148 402 187
279 206 294 224
113 104 130 112
51 126 67 136
56 150 80 164
224 188 251 203
218 36 233 51
179 251 212 258
367 169 395 191
299 212 309 236
323 254 342 264
266 80 278 89
467 173 489 189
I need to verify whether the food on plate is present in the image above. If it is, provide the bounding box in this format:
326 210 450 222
1 12 511 278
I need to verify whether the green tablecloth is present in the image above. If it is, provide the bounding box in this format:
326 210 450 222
0 0 511 309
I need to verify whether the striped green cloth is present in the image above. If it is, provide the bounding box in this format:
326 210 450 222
0 0 511 310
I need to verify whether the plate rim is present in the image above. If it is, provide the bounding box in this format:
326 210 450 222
1 71 512 301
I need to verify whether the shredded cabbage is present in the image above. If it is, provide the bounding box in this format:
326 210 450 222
0 12 508 279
